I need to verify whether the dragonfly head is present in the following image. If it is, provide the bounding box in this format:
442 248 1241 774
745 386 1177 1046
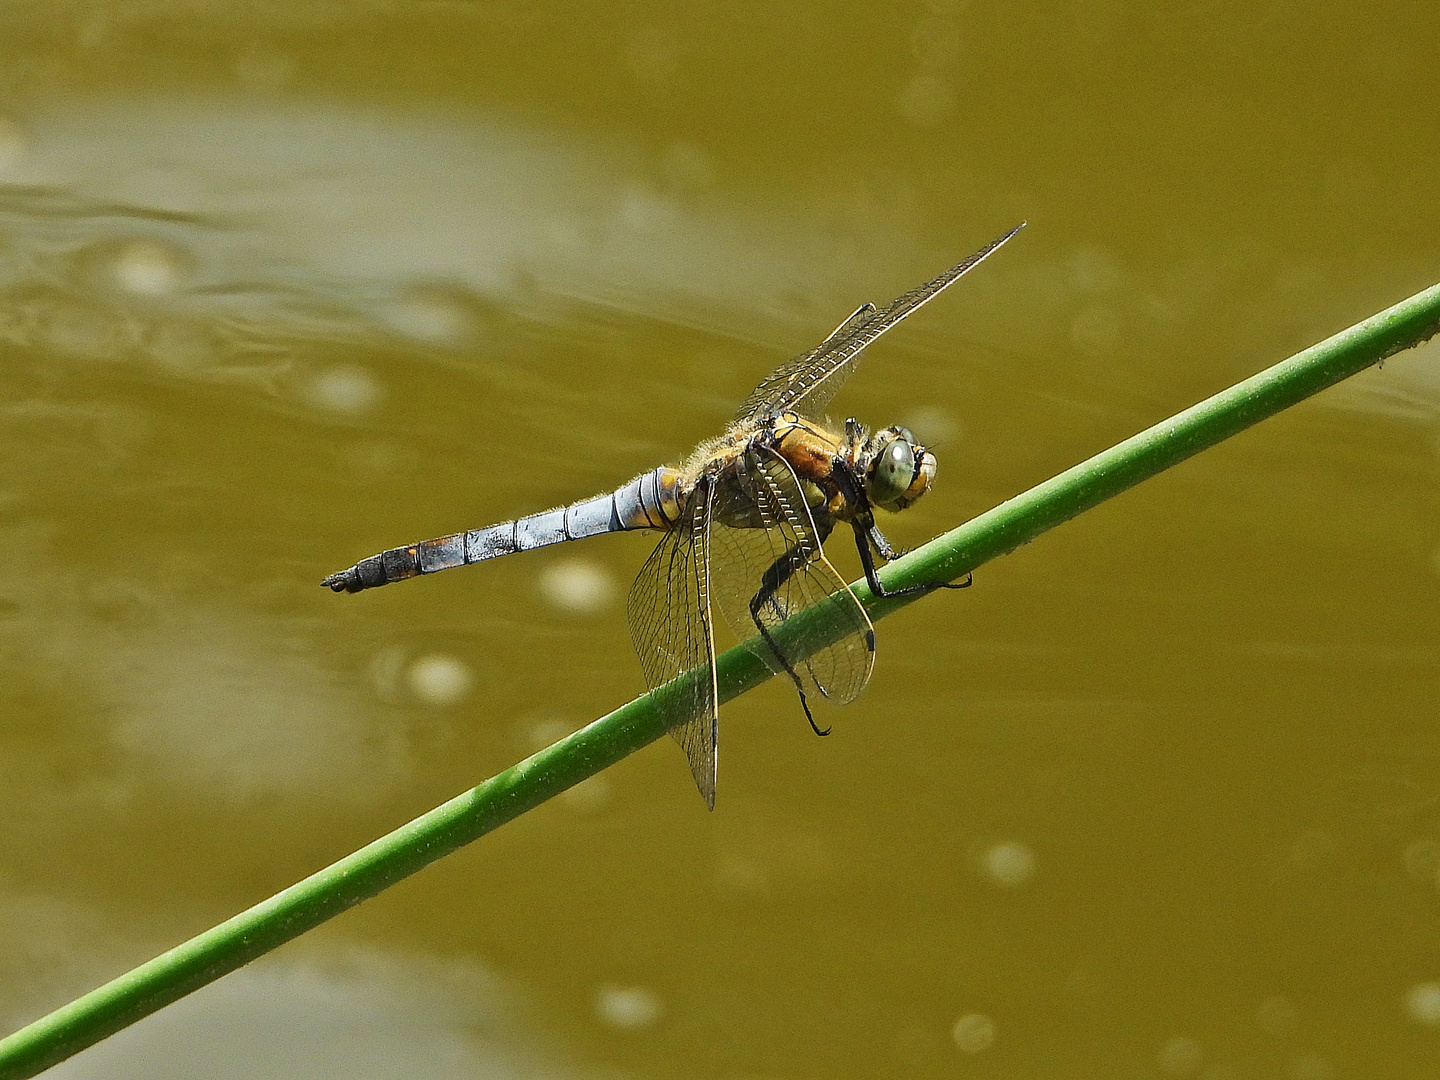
861 425 936 513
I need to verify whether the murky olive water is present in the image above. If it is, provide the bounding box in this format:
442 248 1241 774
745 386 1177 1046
1 4 1439 1078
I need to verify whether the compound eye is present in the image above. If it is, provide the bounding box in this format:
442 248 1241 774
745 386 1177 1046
868 437 916 510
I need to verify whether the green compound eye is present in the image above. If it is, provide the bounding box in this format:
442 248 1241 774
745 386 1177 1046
869 438 915 508
864 427 936 512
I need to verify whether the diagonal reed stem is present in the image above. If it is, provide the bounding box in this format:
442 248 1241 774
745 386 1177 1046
3 277 1439 1079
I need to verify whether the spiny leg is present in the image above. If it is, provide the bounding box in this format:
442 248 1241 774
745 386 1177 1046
852 520 971 598
748 544 831 737
827 456 969 598
873 518 971 590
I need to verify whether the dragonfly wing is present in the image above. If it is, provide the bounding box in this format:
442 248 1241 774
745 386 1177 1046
626 477 720 809
710 448 875 709
732 223 1025 425
819 302 878 347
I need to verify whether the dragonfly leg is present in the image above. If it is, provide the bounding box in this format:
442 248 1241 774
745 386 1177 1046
852 521 971 598
748 545 831 737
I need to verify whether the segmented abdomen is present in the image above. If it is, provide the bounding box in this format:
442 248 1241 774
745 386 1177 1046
321 467 682 593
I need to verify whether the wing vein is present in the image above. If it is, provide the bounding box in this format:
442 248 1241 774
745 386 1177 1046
733 223 1024 423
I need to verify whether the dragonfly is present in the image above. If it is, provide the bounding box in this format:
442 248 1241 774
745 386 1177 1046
323 223 1024 808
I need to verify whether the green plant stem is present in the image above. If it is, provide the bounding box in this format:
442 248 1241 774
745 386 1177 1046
4 278 1439 1079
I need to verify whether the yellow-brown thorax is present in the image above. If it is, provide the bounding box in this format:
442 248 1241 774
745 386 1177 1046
622 411 937 534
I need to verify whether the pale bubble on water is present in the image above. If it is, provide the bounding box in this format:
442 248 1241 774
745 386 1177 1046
595 984 663 1030
981 840 1036 887
112 239 186 296
1157 1036 1205 1076
538 557 616 615
310 365 384 415
950 1013 995 1054
1404 981 1440 1027
382 288 476 346
406 654 474 707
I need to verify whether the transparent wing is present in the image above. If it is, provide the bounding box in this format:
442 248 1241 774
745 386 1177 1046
626 478 719 809
709 448 875 709
732 223 1025 424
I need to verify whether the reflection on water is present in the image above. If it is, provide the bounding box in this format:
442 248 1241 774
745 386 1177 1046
45 946 576 1080
978 838 1037 888
0 540 400 803
594 984 663 1032
537 557 617 616
0 97 955 359
307 364 384 417
1407 982 1440 1028
949 1012 996 1054
0 3 1438 1079
404 653 474 709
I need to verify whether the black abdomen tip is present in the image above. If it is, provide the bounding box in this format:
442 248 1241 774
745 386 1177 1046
321 553 393 593
321 569 359 592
